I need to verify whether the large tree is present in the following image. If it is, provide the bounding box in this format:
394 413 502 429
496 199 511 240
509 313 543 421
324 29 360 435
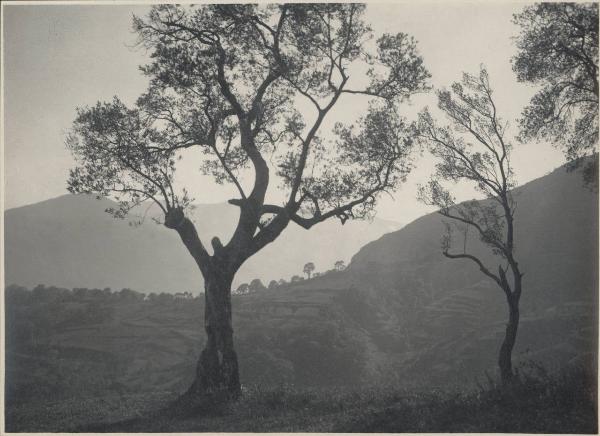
512 3 599 185
66 4 429 398
417 67 523 383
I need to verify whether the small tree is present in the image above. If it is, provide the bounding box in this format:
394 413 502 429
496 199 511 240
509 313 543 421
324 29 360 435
512 3 599 185
147 292 158 302
268 280 279 290
248 279 266 293
234 283 249 295
119 288 145 302
417 67 524 383
334 260 346 271
303 262 315 279
291 275 302 283
66 4 428 398
156 292 174 304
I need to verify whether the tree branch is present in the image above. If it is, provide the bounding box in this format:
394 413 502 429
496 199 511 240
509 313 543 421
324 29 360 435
443 250 502 288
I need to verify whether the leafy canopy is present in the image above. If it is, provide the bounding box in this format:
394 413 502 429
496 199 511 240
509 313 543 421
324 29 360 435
67 3 430 245
417 67 519 285
512 3 598 185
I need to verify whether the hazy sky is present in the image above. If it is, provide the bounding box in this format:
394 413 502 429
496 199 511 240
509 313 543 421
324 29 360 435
3 2 565 223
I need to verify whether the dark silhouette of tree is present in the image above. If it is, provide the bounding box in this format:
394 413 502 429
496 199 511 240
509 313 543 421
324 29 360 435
512 3 599 186
334 260 346 271
291 275 303 283
303 262 315 279
268 280 279 290
278 279 287 286
147 292 158 302
66 4 428 399
174 292 192 301
417 67 524 383
119 288 145 302
156 292 175 304
234 283 249 295
248 279 266 293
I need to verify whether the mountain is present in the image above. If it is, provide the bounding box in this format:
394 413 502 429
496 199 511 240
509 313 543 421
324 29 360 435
4 195 399 293
234 161 598 387
342 162 598 384
4 162 598 415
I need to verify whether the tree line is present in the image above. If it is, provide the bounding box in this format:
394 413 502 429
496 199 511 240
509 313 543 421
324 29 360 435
5 284 200 304
233 260 346 294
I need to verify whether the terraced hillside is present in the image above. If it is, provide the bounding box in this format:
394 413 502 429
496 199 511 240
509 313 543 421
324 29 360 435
5 161 598 430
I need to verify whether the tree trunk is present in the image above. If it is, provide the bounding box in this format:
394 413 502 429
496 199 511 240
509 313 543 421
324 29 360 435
165 209 241 399
187 268 241 399
498 293 520 384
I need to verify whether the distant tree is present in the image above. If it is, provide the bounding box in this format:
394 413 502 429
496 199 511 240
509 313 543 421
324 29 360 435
118 288 145 302
33 284 46 293
303 262 315 279
66 4 427 398
278 279 287 286
147 292 158 302
235 283 249 295
156 292 174 304
5 285 32 304
417 67 524 383
334 260 346 271
268 280 279 290
85 288 106 300
512 3 599 185
249 279 266 293
313 272 321 278
291 275 303 283
74 287 91 299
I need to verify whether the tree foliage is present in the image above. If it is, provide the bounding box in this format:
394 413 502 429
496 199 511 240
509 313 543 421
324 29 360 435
67 4 429 258
249 278 266 293
417 68 518 265
512 3 599 185
235 283 249 295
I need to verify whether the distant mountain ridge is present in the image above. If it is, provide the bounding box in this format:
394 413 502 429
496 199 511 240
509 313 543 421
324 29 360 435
4 195 400 293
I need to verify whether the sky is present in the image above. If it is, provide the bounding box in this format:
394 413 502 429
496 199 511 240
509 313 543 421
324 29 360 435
3 1 565 224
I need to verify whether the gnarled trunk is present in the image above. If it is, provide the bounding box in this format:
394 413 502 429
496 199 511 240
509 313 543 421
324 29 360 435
187 269 240 398
498 292 520 383
165 209 241 399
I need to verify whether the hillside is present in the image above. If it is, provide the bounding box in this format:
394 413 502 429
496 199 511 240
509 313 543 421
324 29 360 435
4 195 399 292
242 162 598 385
4 162 598 432
344 163 598 384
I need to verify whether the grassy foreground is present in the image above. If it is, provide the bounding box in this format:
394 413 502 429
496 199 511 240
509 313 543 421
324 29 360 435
6 365 597 433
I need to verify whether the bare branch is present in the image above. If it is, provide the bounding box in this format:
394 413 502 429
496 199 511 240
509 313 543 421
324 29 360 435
443 250 502 287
